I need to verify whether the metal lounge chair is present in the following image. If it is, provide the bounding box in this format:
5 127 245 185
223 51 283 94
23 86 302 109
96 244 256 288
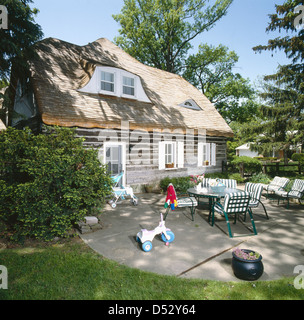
219 179 237 189
264 176 290 197
201 178 211 187
275 179 304 208
245 182 269 220
164 183 198 221
211 192 257 238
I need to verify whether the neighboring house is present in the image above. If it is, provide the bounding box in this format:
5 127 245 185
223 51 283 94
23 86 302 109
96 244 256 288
235 143 259 158
10 37 233 188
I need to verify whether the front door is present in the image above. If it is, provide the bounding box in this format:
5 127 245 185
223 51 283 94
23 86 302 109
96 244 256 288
105 144 125 186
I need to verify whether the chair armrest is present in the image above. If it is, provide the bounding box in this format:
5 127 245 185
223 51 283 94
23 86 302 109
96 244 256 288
214 201 224 210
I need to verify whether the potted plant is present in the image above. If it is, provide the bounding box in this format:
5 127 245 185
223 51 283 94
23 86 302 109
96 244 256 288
232 248 264 281
165 163 174 169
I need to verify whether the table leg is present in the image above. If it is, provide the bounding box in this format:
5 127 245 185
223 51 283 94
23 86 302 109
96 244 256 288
208 198 214 222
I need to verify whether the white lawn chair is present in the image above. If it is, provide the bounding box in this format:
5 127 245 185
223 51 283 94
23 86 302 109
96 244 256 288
275 179 304 208
245 182 269 220
211 192 257 238
219 179 237 189
264 176 290 197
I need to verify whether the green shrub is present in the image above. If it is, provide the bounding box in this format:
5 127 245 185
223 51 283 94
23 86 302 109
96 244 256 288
231 156 262 175
159 176 192 194
0 126 113 242
249 173 271 184
204 172 229 179
291 153 304 164
228 173 244 183
205 172 244 183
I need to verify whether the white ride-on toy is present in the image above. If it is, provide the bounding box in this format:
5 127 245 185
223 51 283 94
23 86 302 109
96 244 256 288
136 213 175 252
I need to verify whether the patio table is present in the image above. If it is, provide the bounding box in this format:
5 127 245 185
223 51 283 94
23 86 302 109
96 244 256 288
187 187 245 222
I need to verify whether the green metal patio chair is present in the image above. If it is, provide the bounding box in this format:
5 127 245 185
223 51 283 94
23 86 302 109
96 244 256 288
219 179 237 189
275 179 304 208
164 184 198 221
245 182 269 220
201 178 211 187
265 176 290 198
211 192 257 238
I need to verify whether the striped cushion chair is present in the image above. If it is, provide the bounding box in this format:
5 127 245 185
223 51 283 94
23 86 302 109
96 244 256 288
265 176 290 196
164 184 198 221
211 192 257 238
219 179 237 189
275 179 304 208
201 178 211 188
177 197 198 221
245 182 269 220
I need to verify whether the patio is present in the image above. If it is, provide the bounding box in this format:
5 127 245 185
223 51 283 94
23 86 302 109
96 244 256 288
80 190 304 282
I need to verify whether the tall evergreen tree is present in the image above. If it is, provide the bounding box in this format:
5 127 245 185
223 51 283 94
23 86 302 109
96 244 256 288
251 0 304 161
0 0 43 125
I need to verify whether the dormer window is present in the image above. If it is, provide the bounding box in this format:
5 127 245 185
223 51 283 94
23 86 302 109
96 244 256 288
122 76 135 96
101 71 115 93
78 66 151 103
179 99 201 110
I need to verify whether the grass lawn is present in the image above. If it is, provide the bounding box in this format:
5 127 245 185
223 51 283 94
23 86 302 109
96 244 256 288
0 238 303 300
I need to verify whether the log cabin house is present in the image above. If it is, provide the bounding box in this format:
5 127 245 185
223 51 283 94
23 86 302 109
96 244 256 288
10 37 233 190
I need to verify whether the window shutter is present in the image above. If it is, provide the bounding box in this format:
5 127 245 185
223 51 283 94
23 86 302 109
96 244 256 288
206 143 211 164
177 141 184 168
197 143 203 167
158 141 165 170
211 143 216 166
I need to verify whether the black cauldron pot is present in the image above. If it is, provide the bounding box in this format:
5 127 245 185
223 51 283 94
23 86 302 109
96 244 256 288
232 249 264 281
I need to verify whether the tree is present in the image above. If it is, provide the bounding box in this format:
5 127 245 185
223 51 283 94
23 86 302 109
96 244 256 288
0 0 43 125
113 0 233 74
183 43 258 123
248 75 299 162
0 126 113 242
253 0 304 63
251 0 304 161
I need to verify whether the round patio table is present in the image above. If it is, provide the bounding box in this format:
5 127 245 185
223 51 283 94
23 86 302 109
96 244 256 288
187 187 244 222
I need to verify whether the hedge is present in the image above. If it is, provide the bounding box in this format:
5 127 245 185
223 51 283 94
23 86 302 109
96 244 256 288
0 126 113 242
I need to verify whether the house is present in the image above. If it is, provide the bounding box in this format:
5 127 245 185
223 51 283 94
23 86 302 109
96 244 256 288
236 143 259 158
10 37 233 189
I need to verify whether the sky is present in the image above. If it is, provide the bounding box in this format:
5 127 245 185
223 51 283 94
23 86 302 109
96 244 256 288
31 0 293 84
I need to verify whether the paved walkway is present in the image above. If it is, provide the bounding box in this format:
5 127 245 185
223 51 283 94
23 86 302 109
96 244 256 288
80 191 304 282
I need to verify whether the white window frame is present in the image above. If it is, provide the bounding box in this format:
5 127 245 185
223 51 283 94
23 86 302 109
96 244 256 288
122 75 136 98
103 142 126 186
159 141 184 170
100 71 115 93
198 142 216 167
78 66 151 103
99 69 117 96
210 143 216 166
165 142 175 167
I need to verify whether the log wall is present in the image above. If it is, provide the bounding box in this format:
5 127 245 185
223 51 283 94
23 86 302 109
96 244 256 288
75 127 229 188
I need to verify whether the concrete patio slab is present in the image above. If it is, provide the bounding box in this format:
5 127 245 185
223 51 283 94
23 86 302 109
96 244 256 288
80 192 304 282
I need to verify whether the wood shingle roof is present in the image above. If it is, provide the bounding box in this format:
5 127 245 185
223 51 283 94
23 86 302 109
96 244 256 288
30 37 233 137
